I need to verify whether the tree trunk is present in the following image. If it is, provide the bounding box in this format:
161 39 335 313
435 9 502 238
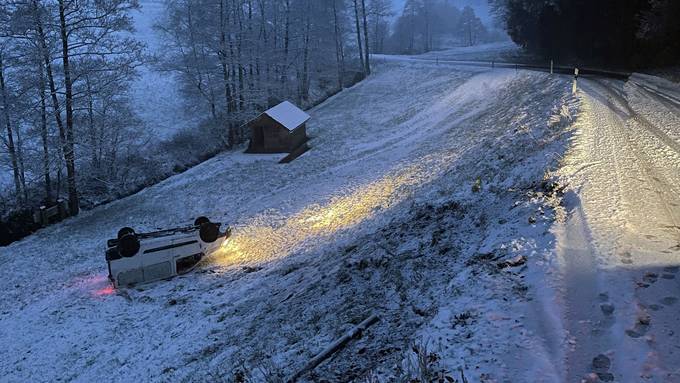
58 0 79 215
32 0 67 203
258 0 270 96
186 0 217 121
332 0 345 89
38 60 53 204
85 75 98 171
219 0 234 147
299 1 311 103
15 121 28 203
31 0 66 204
281 0 291 91
0 52 22 203
353 0 365 72
361 0 371 75
408 7 415 53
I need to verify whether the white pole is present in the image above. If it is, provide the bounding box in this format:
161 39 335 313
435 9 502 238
550 60 554 75
573 67 579 94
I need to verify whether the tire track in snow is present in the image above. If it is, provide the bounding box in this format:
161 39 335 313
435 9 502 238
590 78 680 158
588 79 680 233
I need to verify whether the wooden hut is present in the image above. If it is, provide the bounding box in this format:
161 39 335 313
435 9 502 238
246 101 310 156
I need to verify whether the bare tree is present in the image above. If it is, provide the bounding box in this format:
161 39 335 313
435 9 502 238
0 48 22 203
367 0 393 53
331 0 347 88
353 0 365 73
361 0 370 75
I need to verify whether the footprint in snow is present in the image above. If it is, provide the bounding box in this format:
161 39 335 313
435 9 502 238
663 266 679 274
600 303 615 316
625 327 647 338
591 354 614 382
620 256 633 265
637 272 659 287
626 312 651 338
661 297 678 306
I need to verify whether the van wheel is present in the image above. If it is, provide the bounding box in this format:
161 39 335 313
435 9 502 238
118 233 140 257
117 227 135 239
199 222 219 243
194 216 210 226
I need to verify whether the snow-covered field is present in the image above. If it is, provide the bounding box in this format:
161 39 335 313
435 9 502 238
374 42 525 64
0 57 579 382
417 42 523 62
130 0 203 140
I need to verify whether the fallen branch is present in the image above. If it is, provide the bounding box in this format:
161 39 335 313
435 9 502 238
287 313 380 382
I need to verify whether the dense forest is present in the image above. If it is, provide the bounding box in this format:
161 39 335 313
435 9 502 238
0 0 492 244
490 0 680 68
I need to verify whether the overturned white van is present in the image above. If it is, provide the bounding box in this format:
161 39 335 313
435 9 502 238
105 217 230 288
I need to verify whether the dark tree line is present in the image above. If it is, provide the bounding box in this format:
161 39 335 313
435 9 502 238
490 0 680 68
0 0 144 216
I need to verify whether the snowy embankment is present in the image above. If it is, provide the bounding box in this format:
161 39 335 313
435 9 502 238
0 59 577 381
374 42 529 68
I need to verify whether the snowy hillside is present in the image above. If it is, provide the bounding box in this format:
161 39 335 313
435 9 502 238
0 57 579 381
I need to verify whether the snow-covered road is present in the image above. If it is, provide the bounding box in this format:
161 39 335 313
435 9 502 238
548 76 680 382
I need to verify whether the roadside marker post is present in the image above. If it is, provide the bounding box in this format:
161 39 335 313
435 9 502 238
550 60 554 75
573 67 579 94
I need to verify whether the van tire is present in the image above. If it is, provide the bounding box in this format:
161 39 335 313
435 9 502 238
117 227 135 239
118 233 141 257
194 217 210 226
199 222 219 243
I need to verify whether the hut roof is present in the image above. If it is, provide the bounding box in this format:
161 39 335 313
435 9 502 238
264 101 310 131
